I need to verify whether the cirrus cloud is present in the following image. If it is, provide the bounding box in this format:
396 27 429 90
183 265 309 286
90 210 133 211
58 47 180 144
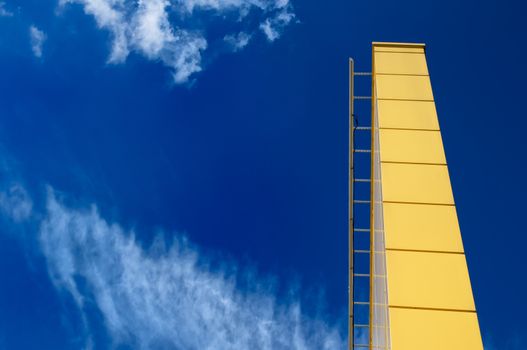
0 1 13 17
0 183 32 222
29 25 47 58
59 0 295 83
32 188 345 349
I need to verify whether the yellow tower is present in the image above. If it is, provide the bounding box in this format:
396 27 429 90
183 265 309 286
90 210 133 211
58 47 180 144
350 42 483 350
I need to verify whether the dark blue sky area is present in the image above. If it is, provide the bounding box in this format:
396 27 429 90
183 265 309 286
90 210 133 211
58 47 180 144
0 0 526 349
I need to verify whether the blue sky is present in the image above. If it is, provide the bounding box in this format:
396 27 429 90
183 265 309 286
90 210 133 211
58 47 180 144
0 0 526 349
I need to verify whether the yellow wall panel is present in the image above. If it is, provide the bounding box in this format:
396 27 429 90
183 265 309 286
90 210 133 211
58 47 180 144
383 202 464 253
386 250 476 310
377 100 440 130
379 129 446 164
376 75 434 101
380 163 454 204
369 42 483 350
373 45 425 54
374 52 429 75
389 308 483 350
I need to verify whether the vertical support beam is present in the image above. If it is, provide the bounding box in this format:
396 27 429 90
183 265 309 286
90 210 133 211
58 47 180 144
348 58 354 350
369 53 375 350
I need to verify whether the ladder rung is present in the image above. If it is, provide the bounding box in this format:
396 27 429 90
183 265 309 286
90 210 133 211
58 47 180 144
354 228 370 232
354 178 370 182
353 301 370 305
354 96 372 100
355 126 371 130
353 200 370 204
354 72 372 76
354 273 370 277
354 149 371 153
354 250 370 254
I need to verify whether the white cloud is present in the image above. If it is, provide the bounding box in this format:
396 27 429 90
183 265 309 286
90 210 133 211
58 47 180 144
39 190 346 349
30 25 47 57
173 0 292 14
224 32 251 51
260 20 277 42
0 184 32 222
60 0 130 63
175 0 252 13
132 0 208 83
60 0 295 83
0 1 13 17
260 6 295 42
132 0 174 57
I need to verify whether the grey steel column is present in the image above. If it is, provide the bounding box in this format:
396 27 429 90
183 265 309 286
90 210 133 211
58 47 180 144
348 58 354 350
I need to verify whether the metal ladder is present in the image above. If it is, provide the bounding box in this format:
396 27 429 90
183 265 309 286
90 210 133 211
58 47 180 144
349 59 373 350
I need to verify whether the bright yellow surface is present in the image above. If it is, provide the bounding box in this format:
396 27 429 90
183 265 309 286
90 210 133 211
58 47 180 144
376 75 434 101
389 308 483 350
377 100 440 130
383 202 464 253
373 46 425 54
379 129 446 164
380 163 454 204
374 52 429 75
386 250 476 310
371 42 482 350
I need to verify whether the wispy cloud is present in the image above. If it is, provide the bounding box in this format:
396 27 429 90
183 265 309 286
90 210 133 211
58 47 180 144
260 6 295 42
32 189 345 349
224 32 251 51
0 183 32 222
0 1 13 17
59 0 295 83
29 25 46 57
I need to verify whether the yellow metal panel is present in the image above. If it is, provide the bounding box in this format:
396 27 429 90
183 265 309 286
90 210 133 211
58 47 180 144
373 43 425 54
383 202 464 253
376 75 434 101
370 41 483 350
379 129 446 164
377 100 439 130
374 52 429 75
389 307 483 350
380 163 454 204
386 250 476 310
374 47 425 53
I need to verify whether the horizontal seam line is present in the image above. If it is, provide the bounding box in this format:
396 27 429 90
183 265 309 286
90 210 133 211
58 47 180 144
383 200 455 206
381 160 447 166
379 127 440 132
389 305 476 313
374 50 425 54
385 248 465 255
375 73 429 77
376 98 434 102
